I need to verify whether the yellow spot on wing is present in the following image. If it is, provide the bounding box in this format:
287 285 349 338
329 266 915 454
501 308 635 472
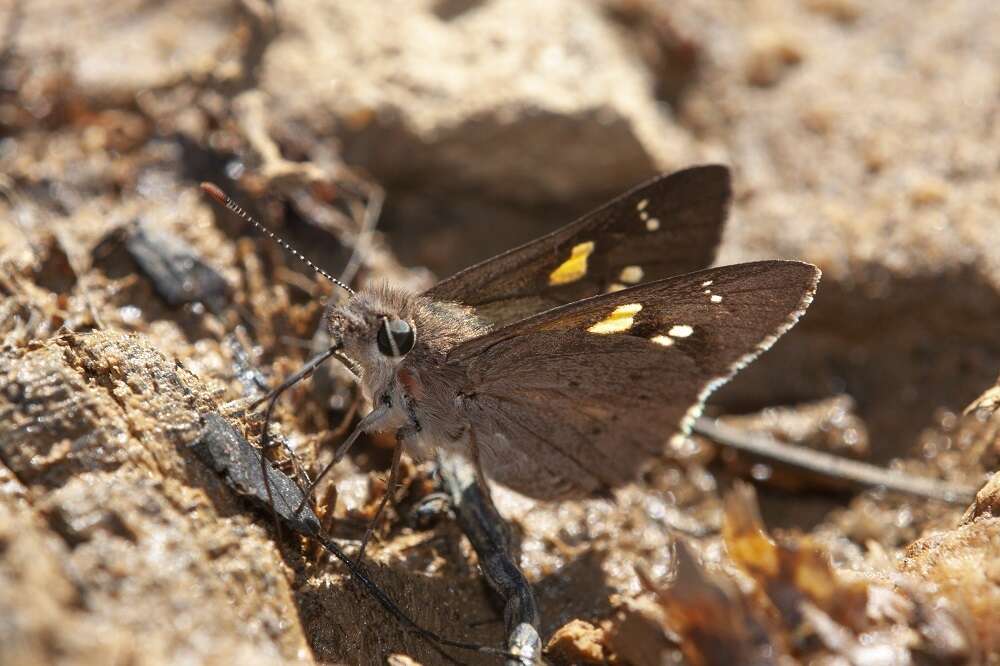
588 303 642 334
548 241 595 286
651 334 675 347
646 218 660 231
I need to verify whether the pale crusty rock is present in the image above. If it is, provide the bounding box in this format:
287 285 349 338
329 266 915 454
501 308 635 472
544 618 607 664
259 0 700 204
13 0 238 96
0 488 121 666
963 472 1000 524
688 1 1000 287
961 380 1000 523
0 332 313 666
900 516 1000 655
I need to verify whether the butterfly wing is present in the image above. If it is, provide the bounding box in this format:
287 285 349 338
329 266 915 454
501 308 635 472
447 261 820 500
425 165 731 328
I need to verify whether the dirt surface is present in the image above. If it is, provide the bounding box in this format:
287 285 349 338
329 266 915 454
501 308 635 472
1 1 999 665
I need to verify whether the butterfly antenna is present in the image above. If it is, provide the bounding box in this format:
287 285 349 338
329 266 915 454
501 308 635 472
200 182 355 295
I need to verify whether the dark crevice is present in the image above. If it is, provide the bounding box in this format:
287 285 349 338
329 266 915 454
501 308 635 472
716 267 1000 463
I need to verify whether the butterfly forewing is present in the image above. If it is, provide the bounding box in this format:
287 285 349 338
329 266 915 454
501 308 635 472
448 261 820 499
426 165 731 328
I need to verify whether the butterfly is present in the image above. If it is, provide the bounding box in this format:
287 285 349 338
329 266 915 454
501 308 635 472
203 165 819 506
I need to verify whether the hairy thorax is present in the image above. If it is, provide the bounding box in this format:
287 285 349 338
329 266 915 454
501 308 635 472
325 283 491 459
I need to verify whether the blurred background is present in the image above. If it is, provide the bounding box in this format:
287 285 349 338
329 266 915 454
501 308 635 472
1 1 998 665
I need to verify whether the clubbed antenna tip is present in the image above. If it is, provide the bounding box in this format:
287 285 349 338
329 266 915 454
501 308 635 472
200 182 227 204
199 181 355 296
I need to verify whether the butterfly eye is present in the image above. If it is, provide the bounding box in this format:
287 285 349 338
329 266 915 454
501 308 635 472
377 318 415 357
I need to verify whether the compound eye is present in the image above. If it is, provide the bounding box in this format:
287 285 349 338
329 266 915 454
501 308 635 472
377 318 415 357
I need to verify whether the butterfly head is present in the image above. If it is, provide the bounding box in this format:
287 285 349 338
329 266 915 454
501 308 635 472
199 181 421 392
326 285 418 382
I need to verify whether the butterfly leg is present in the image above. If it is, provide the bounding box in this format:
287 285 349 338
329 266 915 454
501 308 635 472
437 448 542 666
251 346 342 533
293 398 393 515
356 428 408 563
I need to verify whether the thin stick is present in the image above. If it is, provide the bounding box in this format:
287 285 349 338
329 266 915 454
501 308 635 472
692 417 978 505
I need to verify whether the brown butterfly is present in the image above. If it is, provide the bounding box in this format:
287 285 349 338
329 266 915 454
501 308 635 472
203 165 819 512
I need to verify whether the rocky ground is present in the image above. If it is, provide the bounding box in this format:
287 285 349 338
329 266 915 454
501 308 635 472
1 1 998 664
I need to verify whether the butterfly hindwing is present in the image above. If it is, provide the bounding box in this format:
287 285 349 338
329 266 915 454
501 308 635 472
448 261 820 499
425 165 731 328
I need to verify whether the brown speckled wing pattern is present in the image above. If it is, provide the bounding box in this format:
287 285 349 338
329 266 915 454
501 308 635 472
448 261 820 499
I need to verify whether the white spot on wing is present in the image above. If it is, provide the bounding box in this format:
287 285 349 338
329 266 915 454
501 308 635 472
619 265 644 284
650 335 675 347
677 265 822 435
668 324 694 338
646 218 660 231
669 433 691 451
711 294 723 303
701 280 713 287
637 198 649 211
